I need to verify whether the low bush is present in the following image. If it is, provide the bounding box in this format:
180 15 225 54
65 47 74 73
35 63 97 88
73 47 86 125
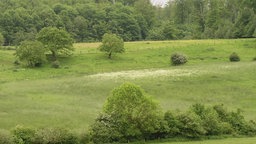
170 52 188 65
11 125 35 144
229 52 240 62
33 127 78 144
253 57 256 61
0 129 14 144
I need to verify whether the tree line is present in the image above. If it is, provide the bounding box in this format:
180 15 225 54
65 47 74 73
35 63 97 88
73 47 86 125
0 0 255 46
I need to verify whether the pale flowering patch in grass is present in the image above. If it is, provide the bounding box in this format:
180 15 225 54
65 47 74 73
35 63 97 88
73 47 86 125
87 68 201 79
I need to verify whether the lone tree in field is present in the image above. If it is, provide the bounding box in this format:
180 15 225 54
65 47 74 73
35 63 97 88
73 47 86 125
36 27 74 60
15 41 46 67
99 33 124 59
90 83 164 143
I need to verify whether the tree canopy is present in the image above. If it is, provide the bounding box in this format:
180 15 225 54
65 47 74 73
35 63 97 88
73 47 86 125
15 41 46 67
36 27 74 60
90 83 164 143
0 0 255 45
99 33 124 59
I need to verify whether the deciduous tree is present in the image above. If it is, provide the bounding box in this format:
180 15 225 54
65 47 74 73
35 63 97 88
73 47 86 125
15 40 46 67
90 83 164 143
36 27 74 60
99 33 124 59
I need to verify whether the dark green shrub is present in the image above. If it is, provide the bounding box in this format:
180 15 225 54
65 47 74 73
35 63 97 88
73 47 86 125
52 60 60 68
12 125 35 144
33 127 78 144
229 52 240 62
253 57 256 61
0 129 14 144
176 112 206 138
171 52 188 65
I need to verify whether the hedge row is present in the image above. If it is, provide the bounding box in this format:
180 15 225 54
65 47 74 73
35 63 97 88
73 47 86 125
1 104 256 144
89 103 256 143
0 127 89 144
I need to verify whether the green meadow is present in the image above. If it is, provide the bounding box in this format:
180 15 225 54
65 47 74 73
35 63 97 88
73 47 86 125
0 39 256 142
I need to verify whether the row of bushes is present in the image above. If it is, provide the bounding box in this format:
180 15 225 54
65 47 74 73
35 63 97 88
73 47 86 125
1 83 256 144
88 83 256 143
0 126 89 144
171 52 256 65
1 105 255 144
90 104 256 143
164 104 256 138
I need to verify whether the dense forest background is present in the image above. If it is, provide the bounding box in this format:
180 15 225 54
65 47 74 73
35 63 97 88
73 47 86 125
0 0 255 45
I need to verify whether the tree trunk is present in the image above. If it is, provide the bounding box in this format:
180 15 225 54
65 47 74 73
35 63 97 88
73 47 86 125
51 50 57 61
108 52 112 59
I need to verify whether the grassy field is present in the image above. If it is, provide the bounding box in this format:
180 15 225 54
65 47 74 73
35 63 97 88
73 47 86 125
0 39 256 142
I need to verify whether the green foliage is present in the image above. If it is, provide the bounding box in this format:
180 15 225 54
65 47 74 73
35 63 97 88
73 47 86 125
37 27 74 60
0 129 14 144
164 111 180 137
0 32 4 46
176 111 206 138
12 125 35 144
0 0 255 44
213 104 256 135
171 52 188 65
146 27 165 40
191 104 231 135
99 33 124 59
33 128 78 144
90 114 122 143
229 52 240 62
90 83 164 143
15 40 46 67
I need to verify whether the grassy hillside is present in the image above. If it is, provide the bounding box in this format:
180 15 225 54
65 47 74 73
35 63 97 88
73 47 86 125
0 39 256 133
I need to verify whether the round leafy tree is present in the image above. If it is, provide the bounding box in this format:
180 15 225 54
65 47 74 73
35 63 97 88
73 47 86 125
15 41 46 67
99 33 124 59
37 27 74 60
90 83 163 143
